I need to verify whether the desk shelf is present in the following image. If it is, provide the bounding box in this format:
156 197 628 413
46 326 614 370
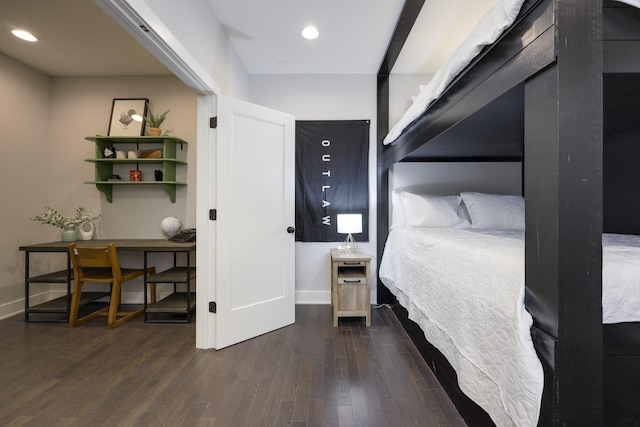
20 240 197 324
146 292 196 313
144 253 196 323
28 269 70 284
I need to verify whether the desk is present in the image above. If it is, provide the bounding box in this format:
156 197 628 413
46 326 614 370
19 239 196 323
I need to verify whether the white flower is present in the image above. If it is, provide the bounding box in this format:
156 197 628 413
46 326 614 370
32 206 100 230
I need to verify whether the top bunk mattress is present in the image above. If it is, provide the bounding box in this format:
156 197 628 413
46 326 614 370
383 0 527 145
383 0 640 146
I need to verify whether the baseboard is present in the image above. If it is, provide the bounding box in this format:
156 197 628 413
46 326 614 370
295 290 331 304
0 290 56 320
294 290 377 305
0 289 175 321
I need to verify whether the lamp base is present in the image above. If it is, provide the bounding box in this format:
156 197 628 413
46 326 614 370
339 233 358 253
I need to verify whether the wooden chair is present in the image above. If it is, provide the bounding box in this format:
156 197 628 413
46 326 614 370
67 243 156 328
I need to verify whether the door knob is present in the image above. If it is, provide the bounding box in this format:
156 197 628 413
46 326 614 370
287 226 295 234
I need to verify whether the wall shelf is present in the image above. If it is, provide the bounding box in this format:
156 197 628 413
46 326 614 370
84 136 188 202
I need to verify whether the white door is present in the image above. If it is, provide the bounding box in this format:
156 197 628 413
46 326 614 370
215 95 296 349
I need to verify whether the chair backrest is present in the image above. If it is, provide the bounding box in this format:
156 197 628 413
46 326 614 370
68 243 123 280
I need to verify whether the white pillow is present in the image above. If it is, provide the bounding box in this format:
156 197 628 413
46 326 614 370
460 192 525 230
391 191 406 229
400 192 470 229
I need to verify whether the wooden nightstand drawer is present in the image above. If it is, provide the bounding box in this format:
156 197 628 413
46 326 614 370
337 260 365 267
338 277 367 285
338 267 366 285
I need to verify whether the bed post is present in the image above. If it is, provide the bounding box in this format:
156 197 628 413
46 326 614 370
376 74 393 304
376 0 424 304
524 0 603 425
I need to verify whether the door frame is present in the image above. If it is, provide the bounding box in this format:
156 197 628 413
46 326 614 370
98 0 220 348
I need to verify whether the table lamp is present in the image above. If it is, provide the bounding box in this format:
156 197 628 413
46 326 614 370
337 213 362 252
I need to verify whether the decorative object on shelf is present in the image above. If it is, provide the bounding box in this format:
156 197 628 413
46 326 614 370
128 150 138 159
144 106 170 136
108 98 148 137
104 144 116 158
116 150 127 159
337 213 363 252
78 222 95 240
108 174 122 181
130 170 142 181
140 149 162 158
32 206 100 242
160 216 182 237
154 170 163 181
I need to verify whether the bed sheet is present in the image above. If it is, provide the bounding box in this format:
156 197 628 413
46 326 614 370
379 228 640 426
379 227 542 426
603 233 640 323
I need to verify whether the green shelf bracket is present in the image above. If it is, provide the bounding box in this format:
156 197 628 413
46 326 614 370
162 184 177 203
96 183 113 203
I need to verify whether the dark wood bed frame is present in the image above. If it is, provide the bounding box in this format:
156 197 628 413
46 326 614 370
376 0 640 425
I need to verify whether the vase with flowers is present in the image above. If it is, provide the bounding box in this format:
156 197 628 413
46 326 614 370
32 206 100 242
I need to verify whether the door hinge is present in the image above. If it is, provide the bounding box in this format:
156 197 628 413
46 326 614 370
209 301 217 313
210 117 217 129
209 209 217 220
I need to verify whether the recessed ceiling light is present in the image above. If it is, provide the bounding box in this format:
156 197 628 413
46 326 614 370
301 25 319 40
12 29 37 42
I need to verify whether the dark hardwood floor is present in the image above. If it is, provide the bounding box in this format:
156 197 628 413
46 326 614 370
0 305 465 426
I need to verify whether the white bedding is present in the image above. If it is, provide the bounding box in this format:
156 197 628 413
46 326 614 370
383 0 640 146
383 0 526 145
379 227 640 426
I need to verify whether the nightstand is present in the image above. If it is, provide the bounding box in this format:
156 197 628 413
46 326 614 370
330 248 371 327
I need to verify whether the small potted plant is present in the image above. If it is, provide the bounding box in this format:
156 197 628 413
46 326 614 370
145 106 170 136
32 206 100 242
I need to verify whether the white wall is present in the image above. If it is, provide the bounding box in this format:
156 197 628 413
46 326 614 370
0 53 53 317
250 74 378 304
136 0 251 99
388 74 432 129
50 76 197 238
391 162 522 195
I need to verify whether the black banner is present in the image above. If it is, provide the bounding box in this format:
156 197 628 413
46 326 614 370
295 120 369 242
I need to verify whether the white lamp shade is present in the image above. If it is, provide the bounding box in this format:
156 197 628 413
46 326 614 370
337 214 362 234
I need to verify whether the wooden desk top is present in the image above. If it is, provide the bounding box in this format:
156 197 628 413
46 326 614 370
19 239 196 253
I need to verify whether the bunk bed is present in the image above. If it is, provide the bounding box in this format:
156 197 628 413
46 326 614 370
376 0 640 425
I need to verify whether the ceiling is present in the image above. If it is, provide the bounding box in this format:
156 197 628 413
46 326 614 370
0 0 495 77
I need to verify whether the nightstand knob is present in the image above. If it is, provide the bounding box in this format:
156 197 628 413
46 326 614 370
287 226 295 234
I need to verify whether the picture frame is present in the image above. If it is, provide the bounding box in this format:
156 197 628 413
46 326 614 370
107 98 149 136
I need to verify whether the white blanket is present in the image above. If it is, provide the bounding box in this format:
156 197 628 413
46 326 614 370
379 228 640 426
383 0 526 145
616 0 640 7
383 0 640 146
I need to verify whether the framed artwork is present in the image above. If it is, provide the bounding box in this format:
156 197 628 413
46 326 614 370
107 98 149 136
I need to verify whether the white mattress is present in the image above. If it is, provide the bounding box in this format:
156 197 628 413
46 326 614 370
383 0 640 146
379 228 640 426
383 0 526 145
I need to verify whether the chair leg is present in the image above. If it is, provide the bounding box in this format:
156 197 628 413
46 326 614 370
69 280 109 327
68 280 84 328
107 280 122 328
